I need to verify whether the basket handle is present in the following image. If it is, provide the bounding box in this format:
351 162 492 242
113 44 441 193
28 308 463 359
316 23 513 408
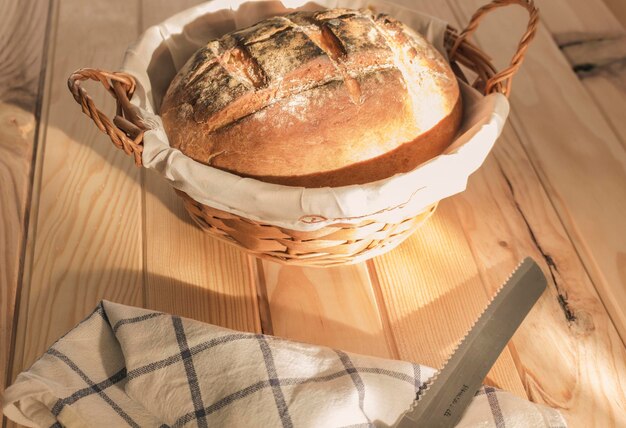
449 0 539 96
68 68 145 166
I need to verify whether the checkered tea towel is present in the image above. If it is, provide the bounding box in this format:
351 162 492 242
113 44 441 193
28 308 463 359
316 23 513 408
3 301 566 427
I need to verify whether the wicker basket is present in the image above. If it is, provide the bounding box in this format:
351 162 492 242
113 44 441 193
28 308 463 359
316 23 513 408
67 0 538 267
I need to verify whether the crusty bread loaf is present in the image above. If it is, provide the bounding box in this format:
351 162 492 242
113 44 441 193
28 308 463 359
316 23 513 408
161 8 461 187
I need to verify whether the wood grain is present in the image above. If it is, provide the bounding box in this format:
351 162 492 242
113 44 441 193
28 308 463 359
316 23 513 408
440 0 626 425
535 0 623 35
371 202 528 398
143 172 260 332
139 0 260 333
596 0 626 29
453 125 626 427
448 0 626 344
0 104 37 426
536 0 626 151
0 0 49 108
0 0 49 423
9 0 144 388
259 260 394 358
4 1 626 428
581 64 626 150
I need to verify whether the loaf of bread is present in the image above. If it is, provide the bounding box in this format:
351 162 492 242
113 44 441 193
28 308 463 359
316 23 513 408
161 8 461 187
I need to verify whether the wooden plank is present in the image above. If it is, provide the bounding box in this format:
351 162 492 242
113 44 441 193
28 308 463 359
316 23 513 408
9 0 144 390
140 0 203 28
581 66 626 150
371 202 528 398
453 125 626 427
139 0 260 333
0 0 49 421
0 103 35 404
602 0 626 28
259 260 394 358
448 0 626 344
0 0 49 107
535 0 626 149
438 0 626 425
535 0 623 34
143 175 261 332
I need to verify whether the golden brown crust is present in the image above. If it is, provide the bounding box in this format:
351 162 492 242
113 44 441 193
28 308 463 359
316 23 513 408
161 8 462 187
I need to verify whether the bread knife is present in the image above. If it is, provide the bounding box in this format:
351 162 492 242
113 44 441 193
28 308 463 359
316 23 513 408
393 258 547 427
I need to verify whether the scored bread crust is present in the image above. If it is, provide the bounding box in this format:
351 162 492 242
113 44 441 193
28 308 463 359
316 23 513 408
161 8 462 187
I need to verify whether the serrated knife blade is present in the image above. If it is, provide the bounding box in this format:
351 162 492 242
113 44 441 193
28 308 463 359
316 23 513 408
394 258 547 428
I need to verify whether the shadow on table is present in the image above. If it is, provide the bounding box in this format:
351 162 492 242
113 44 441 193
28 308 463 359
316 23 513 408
11 267 399 376
10 270 256 378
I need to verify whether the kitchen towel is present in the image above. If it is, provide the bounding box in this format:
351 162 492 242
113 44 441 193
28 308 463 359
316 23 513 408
3 301 566 427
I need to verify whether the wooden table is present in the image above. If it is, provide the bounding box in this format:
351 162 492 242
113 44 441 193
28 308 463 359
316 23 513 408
2 0 626 426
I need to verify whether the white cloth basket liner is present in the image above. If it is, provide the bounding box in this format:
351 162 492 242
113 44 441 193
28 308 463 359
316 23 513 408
121 0 510 231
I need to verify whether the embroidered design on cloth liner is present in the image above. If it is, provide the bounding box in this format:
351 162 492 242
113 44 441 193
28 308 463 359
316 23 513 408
3 301 566 427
